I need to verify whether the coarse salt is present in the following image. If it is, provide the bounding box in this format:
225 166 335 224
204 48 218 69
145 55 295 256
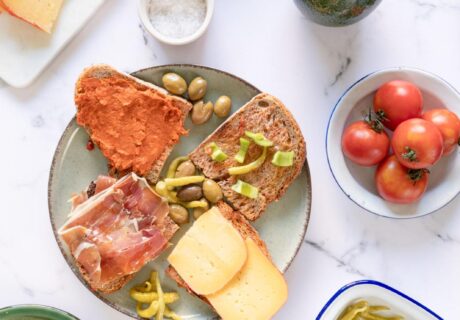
148 0 207 39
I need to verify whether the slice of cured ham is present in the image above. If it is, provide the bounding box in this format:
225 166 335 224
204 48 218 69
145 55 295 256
59 173 177 292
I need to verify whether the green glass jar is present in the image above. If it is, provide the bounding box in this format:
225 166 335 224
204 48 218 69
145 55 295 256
294 0 382 27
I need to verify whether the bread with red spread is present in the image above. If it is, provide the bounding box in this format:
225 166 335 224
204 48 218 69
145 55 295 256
189 93 306 221
75 64 192 184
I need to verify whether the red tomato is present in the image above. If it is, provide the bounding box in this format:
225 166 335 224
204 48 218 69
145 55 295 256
342 121 390 166
374 80 423 130
392 118 443 169
422 108 460 155
375 155 429 204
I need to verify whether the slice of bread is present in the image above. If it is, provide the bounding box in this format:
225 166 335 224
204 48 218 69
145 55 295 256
70 176 179 294
76 215 177 294
189 93 306 220
166 201 269 301
75 64 192 184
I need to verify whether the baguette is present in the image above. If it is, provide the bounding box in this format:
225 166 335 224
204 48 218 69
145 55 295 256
75 64 192 184
189 93 306 220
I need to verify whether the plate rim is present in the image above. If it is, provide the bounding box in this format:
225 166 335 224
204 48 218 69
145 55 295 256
325 66 460 219
315 280 443 320
48 64 312 319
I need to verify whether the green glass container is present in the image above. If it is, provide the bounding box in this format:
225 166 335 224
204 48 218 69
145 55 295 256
0 305 79 320
294 0 382 27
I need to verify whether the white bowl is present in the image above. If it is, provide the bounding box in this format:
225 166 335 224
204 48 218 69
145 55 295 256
326 67 460 219
317 280 442 320
138 0 214 45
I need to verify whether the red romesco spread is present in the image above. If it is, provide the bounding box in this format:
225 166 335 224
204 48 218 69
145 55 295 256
76 75 188 176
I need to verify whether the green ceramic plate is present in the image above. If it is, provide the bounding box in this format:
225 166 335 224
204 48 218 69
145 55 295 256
0 305 79 320
48 65 312 319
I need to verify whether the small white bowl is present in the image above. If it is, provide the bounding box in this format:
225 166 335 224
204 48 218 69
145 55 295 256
138 0 214 45
317 280 442 319
326 67 460 219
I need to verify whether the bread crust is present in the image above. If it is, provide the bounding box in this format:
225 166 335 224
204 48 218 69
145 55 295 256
189 93 306 220
75 64 192 184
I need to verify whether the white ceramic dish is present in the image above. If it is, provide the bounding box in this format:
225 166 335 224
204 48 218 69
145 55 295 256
326 67 460 219
0 0 106 88
138 0 214 45
317 280 442 320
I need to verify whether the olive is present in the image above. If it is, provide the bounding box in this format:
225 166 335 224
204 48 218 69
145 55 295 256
177 185 203 202
214 96 232 118
202 179 223 203
191 101 213 125
193 206 208 219
175 160 196 178
188 77 207 101
169 204 189 225
162 73 187 95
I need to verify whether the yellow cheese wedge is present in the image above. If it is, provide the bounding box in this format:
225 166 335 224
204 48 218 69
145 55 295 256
1 0 64 33
206 238 288 320
167 207 247 295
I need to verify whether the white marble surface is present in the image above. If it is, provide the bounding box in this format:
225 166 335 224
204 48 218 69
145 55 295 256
0 0 459 319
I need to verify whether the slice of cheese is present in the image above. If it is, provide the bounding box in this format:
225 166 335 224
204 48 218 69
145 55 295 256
167 207 247 295
1 0 64 33
206 238 288 320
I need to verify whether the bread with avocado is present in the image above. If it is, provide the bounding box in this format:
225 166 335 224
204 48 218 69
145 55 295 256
189 93 306 221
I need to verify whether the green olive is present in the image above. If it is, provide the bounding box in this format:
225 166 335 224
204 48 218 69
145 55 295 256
191 101 213 125
169 204 189 225
193 207 207 219
188 77 207 101
214 96 232 118
175 160 196 178
193 201 209 219
202 179 223 203
162 73 187 95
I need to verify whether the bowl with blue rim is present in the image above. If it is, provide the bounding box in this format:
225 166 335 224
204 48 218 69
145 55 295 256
317 280 443 320
326 67 460 219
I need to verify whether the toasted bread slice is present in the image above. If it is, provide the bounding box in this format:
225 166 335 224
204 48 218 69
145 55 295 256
68 175 179 294
77 262 134 294
166 201 269 300
189 93 306 220
75 64 192 184
75 215 177 294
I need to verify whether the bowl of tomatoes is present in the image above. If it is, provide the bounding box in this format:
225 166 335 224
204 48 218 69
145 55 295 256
326 67 460 218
